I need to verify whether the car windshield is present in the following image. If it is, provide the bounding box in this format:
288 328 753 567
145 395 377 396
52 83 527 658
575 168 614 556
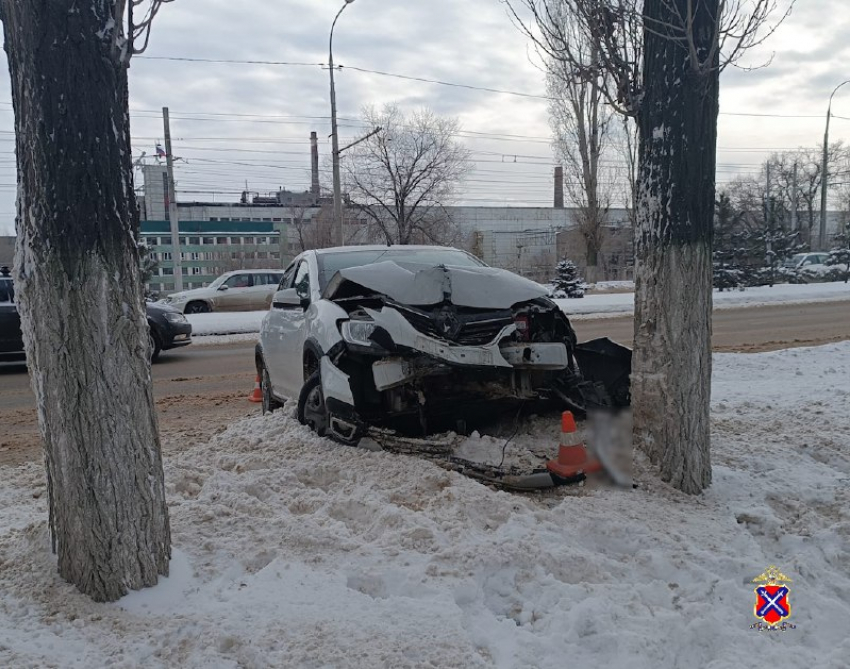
316 248 485 290
784 253 808 267
0 278 14 304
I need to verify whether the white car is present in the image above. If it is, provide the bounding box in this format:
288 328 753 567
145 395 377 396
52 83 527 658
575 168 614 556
255 245 631 444
782 252 829 280
160 269 284 313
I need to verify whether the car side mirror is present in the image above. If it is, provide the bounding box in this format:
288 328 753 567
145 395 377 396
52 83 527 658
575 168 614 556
272 288 307 310
218 285 228 291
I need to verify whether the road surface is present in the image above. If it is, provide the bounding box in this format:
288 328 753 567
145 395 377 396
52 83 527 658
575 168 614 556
2 300 849 465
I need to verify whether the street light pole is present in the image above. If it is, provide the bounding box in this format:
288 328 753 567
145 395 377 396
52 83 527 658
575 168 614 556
820 80 850 250
329 0 355 248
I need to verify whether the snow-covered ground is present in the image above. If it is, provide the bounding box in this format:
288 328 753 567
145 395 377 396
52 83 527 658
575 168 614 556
188 282 850 340
557 281 850 318
1 343 848 668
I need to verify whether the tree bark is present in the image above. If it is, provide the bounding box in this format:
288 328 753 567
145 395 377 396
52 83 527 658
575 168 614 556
632 0 720 494
2 0 171 600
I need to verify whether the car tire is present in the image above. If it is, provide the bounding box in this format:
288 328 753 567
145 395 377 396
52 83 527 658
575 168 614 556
148 329 161 363
185 301 210 314
260 364 282 415
297 370 328 437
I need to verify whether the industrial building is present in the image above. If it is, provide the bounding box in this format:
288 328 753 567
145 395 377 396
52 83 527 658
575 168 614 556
139 157 635 287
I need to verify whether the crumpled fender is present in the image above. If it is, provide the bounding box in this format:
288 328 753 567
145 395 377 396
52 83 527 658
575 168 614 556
310 299 348 353
320 356 355 406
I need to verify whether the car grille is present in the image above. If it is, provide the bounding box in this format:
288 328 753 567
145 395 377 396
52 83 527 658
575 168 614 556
396 306 512 346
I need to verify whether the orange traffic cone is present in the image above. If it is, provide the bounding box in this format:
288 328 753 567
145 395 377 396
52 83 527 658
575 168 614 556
546 411 601 478
248 375 263 403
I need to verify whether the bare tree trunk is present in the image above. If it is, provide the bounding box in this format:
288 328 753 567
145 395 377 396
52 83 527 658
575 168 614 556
2 0 171 600
632 0 720 494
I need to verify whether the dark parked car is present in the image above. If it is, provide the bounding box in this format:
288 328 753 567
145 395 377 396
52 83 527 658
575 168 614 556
146 301 192 361
0 266 191 364
0 267 24 364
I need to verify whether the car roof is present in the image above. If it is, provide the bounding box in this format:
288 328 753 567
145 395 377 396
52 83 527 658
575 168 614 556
314 244 462 256
224 268 284 275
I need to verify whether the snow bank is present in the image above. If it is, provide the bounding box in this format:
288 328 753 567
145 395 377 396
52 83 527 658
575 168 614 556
186 310 267 336
185 283 850 339
1 343 849 668
558 281 850 318
191 332 259 347
588 280 635 292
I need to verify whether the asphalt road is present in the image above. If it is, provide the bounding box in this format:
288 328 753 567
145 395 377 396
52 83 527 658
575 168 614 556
2 299 849 465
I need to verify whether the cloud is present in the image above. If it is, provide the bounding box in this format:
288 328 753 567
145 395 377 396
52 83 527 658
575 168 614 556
0 0 848 235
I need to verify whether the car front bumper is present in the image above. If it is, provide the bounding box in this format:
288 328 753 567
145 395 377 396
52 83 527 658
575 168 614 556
160 322 193 350
319 306 573 441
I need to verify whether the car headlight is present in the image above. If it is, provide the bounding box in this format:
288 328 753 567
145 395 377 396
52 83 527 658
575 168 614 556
340 320 378 347
164 312 187 324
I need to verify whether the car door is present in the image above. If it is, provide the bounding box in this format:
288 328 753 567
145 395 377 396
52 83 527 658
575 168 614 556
263 259 311 397
216 272 254 311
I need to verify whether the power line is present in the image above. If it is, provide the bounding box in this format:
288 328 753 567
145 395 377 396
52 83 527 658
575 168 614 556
136 56 322 67
131 57 850 121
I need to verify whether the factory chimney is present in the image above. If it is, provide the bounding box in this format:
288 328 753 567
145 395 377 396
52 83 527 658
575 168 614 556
554 165 564 209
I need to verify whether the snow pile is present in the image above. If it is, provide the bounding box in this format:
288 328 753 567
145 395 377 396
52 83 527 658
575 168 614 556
588 280 635 292
558 280 850 318
1 343 849 668
191 332 259 347
186 310 267 336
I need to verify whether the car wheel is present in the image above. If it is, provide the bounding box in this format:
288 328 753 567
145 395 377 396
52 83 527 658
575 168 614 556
148 329 161 363
260 364 282 415
297 370 328 436
185 301 210 314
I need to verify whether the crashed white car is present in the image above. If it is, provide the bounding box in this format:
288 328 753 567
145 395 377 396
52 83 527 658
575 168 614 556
256 246 630 444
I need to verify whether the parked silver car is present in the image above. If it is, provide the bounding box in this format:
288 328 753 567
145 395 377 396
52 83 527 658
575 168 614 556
255 246 631 444
160 269 284 313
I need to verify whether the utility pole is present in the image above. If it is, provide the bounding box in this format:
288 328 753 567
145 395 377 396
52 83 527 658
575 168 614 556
820 114 830 251
329 51 343 248
765 161 774 287
163 107 183 292
329 0 356 248
821 80 850 250
790 161 798 233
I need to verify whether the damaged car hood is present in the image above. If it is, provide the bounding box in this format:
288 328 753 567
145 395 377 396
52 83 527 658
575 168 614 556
325 261 549 309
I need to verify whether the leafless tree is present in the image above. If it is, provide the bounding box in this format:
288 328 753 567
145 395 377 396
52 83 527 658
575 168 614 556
531 1 639 280
724 173 767 232
289 203 338 251
506 0 793 494
0 0 174 601
343 104 471 246
720 143 847 249
617 116 640 230
763 144 847 245
548 58 612 280
291 203 314 253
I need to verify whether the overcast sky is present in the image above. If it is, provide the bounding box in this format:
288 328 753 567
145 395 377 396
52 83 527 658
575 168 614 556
0 0 848 235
